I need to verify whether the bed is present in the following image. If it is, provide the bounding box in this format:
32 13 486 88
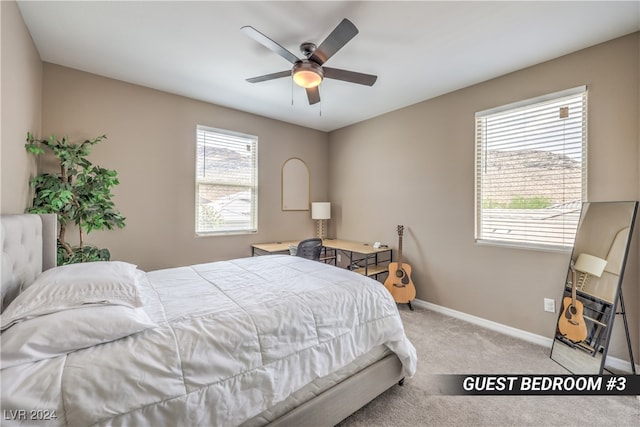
0 214 416 426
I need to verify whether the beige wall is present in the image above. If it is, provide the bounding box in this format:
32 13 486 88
40 64 329 271
329 33 640 360
0 0 42 213
3 3 638 362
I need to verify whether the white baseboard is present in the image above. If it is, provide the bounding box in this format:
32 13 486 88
411 298 638 374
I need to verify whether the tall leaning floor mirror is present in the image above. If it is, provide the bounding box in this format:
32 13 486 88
550 201 638 374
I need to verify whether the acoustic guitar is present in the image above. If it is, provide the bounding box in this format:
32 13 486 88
557 261 588 343
384 225 416 307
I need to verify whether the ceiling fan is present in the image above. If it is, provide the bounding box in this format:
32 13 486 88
241 18 377 105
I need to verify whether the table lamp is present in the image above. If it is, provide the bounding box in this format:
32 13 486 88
574 253 607 290
311 202 331 239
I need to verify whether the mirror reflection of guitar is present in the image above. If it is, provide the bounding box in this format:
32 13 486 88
557 261 588 343
384 225 416 310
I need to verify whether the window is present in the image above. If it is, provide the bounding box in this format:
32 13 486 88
195 125 258 235
475 86 587 250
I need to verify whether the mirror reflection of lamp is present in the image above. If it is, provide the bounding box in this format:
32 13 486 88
311 202 331 239
573 253 608 290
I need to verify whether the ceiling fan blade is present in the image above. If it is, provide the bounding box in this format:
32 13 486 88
246 70 291 83
241 26 299 64
323 67 377 86
306 87 320 105
309 18 358 65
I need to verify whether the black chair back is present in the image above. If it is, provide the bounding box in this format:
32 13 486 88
296 238 323 261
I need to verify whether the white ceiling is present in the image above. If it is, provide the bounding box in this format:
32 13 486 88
17 1 640 132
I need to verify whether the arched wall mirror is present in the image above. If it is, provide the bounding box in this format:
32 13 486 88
281 158 309 211
551 201 638 374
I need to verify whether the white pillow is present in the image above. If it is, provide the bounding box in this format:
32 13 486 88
1 261 141 331
1 305 156 368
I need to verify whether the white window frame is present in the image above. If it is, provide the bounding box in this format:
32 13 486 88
475 86 587 251
195 125 258 236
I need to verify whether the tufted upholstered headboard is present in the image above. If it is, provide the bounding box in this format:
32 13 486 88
1 214 57 311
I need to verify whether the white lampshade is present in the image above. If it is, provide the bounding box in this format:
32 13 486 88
574 253 607 277
311 202 331 220
293 62 323 88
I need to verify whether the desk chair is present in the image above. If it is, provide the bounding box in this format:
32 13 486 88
296 238 323 261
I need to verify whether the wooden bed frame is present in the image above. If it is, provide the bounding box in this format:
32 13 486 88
0 214 403 426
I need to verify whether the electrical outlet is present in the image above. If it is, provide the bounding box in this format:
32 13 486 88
544 298 555 313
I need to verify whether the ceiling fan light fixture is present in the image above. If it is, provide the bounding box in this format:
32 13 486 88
292 62 323 88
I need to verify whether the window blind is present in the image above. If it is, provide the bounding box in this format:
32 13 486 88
475 86 587 250
196 125 258 235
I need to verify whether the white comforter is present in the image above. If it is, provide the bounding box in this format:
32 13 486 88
1 255 416 426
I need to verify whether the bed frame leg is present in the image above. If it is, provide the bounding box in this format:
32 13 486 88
398 378 405 386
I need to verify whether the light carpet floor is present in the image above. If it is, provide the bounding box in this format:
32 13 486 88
338 306 640 427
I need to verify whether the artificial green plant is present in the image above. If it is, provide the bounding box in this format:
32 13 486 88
25 132 126 264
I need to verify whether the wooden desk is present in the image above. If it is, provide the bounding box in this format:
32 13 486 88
251 238 391 280
251 241 298 256
322 239 391 278
251 239 337 265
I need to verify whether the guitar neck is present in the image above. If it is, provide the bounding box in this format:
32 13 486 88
397 234 403 267
571 267 578 306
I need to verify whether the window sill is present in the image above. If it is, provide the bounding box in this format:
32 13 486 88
196 229 257 237
475 239 573 254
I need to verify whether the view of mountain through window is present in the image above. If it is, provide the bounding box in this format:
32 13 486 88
475 86 587 250
195 126 258 235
